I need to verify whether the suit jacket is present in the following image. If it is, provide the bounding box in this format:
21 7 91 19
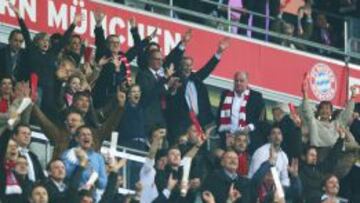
217 89 265 131
0 45 24 80
43 179 67 203
28 151 46 181
136 68 168 132
202 169 251 203
167 55 220 140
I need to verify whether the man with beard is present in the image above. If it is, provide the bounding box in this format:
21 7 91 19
272 103 302 161
232 131 250 177
248 125 290 188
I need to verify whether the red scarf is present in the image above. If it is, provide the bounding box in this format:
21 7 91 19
0 98 9 113
189 111 205 141
5 160 22 195
257 183 273 203
218 90 250 132
118 54 132 84
237 152 249 176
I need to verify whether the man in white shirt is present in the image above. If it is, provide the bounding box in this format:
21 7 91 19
248 124 290 187
12 123 45 182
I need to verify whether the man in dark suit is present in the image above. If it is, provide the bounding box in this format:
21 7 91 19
0 29 24 80
92 12 145 108
12 124 45 182
217 71 265 152
43 159 68 203
166 38 230 144
136 49 180 133
202 149 251 203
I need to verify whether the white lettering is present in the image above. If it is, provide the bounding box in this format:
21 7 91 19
109 17 125 43
19 0 36 22
0 0 16 17
70 5 87 34
164 30 181 55
48 1 68 30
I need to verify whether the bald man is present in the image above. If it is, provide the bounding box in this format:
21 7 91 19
217 72 265 152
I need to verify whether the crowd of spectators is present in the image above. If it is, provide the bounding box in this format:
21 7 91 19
1 0 360 203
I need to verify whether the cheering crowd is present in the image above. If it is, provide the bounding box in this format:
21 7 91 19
1 1 360 203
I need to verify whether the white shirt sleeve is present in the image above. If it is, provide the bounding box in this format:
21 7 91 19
248 146 268 178
279 153 290 187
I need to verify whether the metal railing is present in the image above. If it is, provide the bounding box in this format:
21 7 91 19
128 0 360 63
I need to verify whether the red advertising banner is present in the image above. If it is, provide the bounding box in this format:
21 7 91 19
1 0 359 106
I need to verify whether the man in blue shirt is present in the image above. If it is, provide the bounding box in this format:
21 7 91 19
61 126 107 190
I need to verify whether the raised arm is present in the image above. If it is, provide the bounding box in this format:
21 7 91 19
94 90 126 149
31 105 61 143
337 86 358 126
99 159 127 203
125 18 150 61
163 29 192 70
194 37 230 81
51 14 80 54
94 10 108 61
9 3 32 48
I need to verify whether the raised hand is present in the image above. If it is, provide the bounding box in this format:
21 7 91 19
181 29 192 45
167 174 178 191
148 27 158 40
350 85 360 99
228 183 242 202
336 124 348 140
7 0 20 18
75 148 88 167
109 159 127 172
288 158 299 177
129 17 136 29
98 56 112 67
301 72 309 98
202 191 216 203
165 63 175 79
73 13 84 26
94 9 105 26
116 87 126 107
217 37 231 54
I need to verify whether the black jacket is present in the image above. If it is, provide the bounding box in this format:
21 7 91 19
0 45 24 80
28 151 46 181
277 115 303 160
136 68 169 132
17 17 75 117
166 55 220 141
299 138 344 203
203 169 251 203
92 26 143 108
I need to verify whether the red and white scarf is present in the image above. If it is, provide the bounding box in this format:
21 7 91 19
218 90 250 132
118 54 132 84
5 160 22 195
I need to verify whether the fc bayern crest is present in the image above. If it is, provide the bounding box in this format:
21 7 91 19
309 63 337 101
